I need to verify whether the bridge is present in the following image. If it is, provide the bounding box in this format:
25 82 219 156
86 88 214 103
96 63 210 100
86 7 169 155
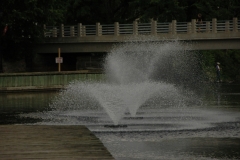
35 18 240 54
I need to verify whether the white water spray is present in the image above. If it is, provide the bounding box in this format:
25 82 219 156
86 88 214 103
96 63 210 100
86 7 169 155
50 38 201 125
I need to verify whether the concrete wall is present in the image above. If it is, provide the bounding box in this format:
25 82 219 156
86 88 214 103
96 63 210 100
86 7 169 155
35 37 240 54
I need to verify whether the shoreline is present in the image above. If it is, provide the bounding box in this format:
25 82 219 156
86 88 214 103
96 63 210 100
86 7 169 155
0 85 64 93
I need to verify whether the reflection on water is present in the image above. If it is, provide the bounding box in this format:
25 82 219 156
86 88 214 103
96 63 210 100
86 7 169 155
99 136 240 160
0 84 240 159
203 84 240 107
183 138 240 159
0 91 57 124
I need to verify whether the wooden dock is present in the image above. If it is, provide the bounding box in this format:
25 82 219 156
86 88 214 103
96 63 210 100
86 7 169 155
0 125 114 160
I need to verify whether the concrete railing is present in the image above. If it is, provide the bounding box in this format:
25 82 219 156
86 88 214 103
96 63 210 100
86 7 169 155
44 18 239 38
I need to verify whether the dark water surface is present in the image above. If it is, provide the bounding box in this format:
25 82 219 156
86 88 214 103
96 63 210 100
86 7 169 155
0 84 240 160
0 91 57 124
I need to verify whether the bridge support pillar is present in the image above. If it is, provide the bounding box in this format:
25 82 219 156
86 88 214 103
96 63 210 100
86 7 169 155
96 23 102 36
171 20 176 34
133 21 138 35
212 18 217 33
187 22 191 33
225 21 230 32
114 22 119 36
59 24 64 37
233 17 238 32
52 27 57 37
77 23 83 37
70 26 75 37
191 19 196 33
82 26 86 36
151 20 157 35
43 24 46 37
206 22 210 33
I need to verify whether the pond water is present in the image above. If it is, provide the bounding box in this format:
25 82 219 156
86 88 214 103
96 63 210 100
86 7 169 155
0 83 240 160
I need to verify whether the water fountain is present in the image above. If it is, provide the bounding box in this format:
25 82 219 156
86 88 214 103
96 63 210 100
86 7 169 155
48 37 204 126
19 37 240 159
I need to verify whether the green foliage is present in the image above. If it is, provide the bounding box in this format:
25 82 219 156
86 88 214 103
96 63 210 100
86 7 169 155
200 50 240 82
0 0 67 61
193 0 240 20
133 0 187 22
64 0 240 24
217 50 240 82
199 50 216 81
65 0 139 24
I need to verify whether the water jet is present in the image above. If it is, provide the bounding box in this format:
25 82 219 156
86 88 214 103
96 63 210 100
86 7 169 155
48 38 203 125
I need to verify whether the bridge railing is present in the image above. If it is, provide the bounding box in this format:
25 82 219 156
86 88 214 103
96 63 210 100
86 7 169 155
119 24 133 35
44 18 239 38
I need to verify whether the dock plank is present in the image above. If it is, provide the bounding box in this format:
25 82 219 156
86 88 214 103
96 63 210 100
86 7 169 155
0 125 114 160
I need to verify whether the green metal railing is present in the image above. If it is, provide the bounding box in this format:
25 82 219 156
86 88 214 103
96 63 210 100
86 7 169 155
0 71 104 91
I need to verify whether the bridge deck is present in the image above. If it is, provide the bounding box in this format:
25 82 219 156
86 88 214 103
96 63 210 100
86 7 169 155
0 125 114 159
38 18 240 52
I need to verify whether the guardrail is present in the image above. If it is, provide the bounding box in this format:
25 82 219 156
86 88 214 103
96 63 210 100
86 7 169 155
44 18 239 38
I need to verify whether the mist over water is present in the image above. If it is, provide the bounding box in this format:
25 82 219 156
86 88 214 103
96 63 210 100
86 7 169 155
48 37 205 125
104 38 202 86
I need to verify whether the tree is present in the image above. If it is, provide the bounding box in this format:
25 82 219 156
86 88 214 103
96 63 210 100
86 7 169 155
65 0 190 24
64 0 239 24
135 0 187 22
192 0 240 20
0 0 67 72
200 49 240 82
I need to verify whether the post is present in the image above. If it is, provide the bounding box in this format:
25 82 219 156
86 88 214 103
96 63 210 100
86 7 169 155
233 17 238 32
70 26 75 37
59 24 64 37
82 26 86 36
114 22 119 36
168 23 172 34
133 21 138 35
187 22 191 34
171 20 176 34
58 48 61 72
225 21 229 32
191 19 196 33
212 18 217 33
77 23 82 37
96 22 101 36
52 27 57 37
206 21 210 33
151 20 157 35
43 24 46 37
99 25 102 35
